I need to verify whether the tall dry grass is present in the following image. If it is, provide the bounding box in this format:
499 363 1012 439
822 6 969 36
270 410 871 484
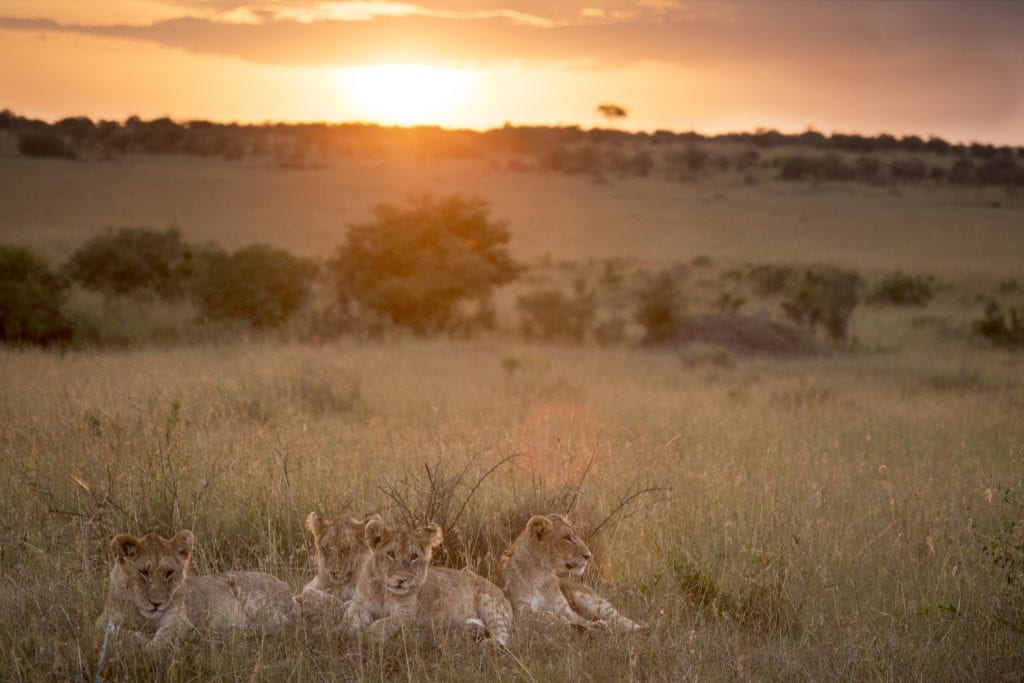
1 337 1022 680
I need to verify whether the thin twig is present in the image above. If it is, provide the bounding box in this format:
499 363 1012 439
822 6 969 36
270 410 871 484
451 450 520 528
587 481 670 540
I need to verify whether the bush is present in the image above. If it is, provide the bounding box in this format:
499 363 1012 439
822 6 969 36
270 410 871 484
973 301 1024 348
977 158 1024 186
889 158 927 182
747 263 800 295
54 117 96 146
192 244 314 328
328 194 522 334
17 131 76 160
779 154 855 182
664 145 712 180
747 262 862 342
517 281 597 343
0 245 71 345
65 227 193 300
854 155 884 184
949 159 978 184
605 148 653 178
634 269 686 343
868 271 939 306
779 266 862 343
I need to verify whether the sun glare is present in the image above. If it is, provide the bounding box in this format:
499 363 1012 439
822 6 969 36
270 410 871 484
336 64 476 126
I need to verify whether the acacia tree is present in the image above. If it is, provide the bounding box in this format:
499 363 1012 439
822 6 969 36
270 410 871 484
596 103 628 126
328 195 522 334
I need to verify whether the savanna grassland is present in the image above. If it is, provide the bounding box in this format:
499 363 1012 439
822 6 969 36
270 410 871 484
1 127 1023 680
2 146 1023 276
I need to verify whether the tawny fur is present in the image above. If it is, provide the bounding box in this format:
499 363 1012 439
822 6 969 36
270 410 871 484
497 514 644 632
298 512 377 616
96 530 295 648
344 519 513 647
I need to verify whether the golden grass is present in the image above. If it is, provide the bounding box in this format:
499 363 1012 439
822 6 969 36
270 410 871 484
1 146 1022 679
1 337 1022 679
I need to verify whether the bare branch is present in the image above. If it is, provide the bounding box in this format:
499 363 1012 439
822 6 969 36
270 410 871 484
587 480 671 540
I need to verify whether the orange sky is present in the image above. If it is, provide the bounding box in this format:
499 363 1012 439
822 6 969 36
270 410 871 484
2 1 1023 143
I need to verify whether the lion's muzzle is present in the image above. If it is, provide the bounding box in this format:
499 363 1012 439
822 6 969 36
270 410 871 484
386 574 416 595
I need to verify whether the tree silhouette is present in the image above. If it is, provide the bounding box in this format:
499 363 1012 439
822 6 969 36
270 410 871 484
596 103 628 125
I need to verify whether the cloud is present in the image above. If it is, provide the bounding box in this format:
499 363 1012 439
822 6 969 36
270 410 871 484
163 0 687 25
1 0 1021 129
2 1 1022 70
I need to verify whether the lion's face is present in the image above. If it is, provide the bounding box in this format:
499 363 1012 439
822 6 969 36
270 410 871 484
109 530 193 619
364 520 443 597
307 513 376 591
525 514 592 576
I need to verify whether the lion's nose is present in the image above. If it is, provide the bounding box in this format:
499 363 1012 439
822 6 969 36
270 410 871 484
401 559 411 570
582 550 592 560
149 599 164 609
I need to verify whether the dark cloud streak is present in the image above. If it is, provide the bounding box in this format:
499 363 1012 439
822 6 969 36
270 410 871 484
2 5 1022 69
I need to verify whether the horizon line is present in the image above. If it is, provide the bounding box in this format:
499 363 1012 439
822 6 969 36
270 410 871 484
4 107 1022 150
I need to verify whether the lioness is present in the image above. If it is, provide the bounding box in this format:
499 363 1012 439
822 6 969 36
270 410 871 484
96 530 296 648
344 519 513 647
298 512 378 613
498 514 644 631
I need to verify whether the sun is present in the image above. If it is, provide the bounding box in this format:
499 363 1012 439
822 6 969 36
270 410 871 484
336 64 476 126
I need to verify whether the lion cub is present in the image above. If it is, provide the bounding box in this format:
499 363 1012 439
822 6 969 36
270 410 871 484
298 512 378 614
344 519 513 647
97 530 295 648
498 514 644 631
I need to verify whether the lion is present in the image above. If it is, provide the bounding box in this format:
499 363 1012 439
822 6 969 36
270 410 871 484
343 519 513 648
497 514 644 631
297 512 378 615
96 530 296 648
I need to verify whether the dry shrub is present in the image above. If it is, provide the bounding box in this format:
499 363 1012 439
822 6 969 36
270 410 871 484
376 448 520 572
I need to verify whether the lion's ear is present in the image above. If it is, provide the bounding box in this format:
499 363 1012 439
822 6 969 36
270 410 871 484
110 534 140 562
548 513 572 529
527 515 554 541
171 530 195 561
417 523 443 550
306 512 328 539
364 519 391 550
352 514 382 545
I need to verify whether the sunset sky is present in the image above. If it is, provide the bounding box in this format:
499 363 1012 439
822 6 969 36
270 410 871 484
2 1 1023 143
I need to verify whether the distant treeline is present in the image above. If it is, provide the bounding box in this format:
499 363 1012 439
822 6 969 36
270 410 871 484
3 109 1024 187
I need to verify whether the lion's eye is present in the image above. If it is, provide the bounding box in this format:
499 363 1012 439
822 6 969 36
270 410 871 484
387 550 395 559
410 553 419 561
139 569 150 579
165 570 174 580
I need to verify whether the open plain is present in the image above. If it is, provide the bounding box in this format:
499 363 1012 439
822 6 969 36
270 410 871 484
1 145 1023 680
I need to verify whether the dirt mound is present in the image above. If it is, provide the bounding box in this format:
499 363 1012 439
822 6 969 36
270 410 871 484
651 313 819 356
